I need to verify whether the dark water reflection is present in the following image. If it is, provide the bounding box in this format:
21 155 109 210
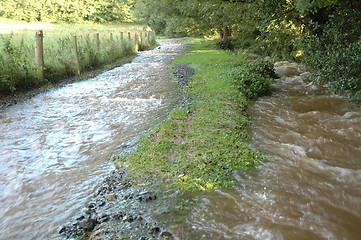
0 39 183 240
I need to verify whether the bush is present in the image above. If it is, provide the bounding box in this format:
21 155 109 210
228 59 274 100
215 39 235 50
302 12 361 105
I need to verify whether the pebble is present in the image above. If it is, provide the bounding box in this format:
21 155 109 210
79 218 96 231
160 231 174 239
105 193 117 201
138 191 157 202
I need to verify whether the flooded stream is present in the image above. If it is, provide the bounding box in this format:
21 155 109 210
0 39 183 240
165 61 361 239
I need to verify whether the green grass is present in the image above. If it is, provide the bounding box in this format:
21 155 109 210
0 18 156 96
115 40 274 192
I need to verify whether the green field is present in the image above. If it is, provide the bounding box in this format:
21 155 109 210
0 18 155 96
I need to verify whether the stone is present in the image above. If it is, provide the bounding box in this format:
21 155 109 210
122 215 134 223
138 191 157 202
97 212 110 223
78 218 97 231
105 193 117 201
160 231 174 240
58 226 67 234
150 226 160 234
88 202 96 209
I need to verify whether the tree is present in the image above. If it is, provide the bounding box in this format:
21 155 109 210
1 0 134 23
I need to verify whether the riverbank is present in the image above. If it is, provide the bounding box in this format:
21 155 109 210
0 39 181 240
0 18 155 97
57 40 276 239
0 55 135 111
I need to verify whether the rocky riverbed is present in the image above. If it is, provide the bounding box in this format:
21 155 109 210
55 63 194 240
57 168 173 240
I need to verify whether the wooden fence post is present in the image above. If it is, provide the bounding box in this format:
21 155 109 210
35 30 45 82
134 33 139 52
72 35 81 76
95 33 100 51
128 32 131 42
110 32 114 51
144 31 148 46
140 32 143 49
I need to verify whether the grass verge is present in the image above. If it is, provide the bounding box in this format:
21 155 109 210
0 18 155 96
115 39 274 192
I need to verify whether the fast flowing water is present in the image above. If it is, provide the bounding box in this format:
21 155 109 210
0 39 182 240
165 61 361 240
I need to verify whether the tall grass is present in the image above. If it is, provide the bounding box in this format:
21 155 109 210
0 23 156 96
0 33 36 94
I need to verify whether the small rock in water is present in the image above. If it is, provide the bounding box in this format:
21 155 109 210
150 226 160 234
112 212 124 220
58 226 67 234
88 202 96 209
138 191 157 202
97 212 109 223
122 215 135 223
105 193 117 201
78 218 97 231
160 231 174 239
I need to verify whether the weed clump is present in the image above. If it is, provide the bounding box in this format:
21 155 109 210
0 33 37 94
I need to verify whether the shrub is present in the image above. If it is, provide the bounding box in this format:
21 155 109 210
228 59 274 100
215 38 235 50
302 12 361 105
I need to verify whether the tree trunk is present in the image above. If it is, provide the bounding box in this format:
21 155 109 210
221 26 231 42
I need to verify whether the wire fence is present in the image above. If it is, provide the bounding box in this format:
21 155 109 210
0 29 156 94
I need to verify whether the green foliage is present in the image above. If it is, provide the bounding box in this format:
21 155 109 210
0 33 37 94
115 40 271 192
228 60 274 100
1 0 133 23
133 0 220 37
215 39 234 50
302 12 361 105
134 0 360 104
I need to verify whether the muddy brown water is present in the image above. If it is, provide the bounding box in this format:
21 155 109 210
164 61 361 240
0 39 183 240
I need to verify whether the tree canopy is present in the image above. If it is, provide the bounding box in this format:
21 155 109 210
0 0 133 23
132 0 360 104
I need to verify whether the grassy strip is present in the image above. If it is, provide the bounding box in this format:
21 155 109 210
115 40 274 192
